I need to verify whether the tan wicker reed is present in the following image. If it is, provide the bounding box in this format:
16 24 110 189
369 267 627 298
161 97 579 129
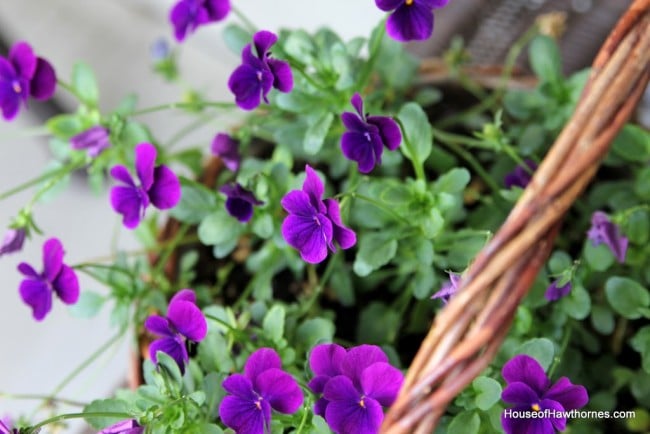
381 1 650 433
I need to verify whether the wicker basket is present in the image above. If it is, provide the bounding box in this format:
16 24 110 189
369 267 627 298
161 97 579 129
381 1 650 432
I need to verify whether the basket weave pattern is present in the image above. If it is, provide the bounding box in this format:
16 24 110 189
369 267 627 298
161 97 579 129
382 1 650 433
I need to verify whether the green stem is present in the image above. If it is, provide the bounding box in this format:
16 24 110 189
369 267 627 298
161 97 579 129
0 393 87 407
436 139 501 194
130 101 236 116
56 79 82 100
548 320 573 378
27 412 131 433
300 254 340 316
231 5 257 33
0 159 85 202
294 404 310 434
394 118 425 181
355 17 387 91
348 193 411 225
431 127 490 149
0 126 49 140
153 224 191 276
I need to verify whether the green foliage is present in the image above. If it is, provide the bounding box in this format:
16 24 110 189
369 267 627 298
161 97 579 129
605 277 650 320
72 62 100 106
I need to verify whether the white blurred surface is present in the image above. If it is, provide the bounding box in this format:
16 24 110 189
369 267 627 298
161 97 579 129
0 1 383 432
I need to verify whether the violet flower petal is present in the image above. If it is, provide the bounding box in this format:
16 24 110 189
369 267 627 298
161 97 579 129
375 0 403 11
341 130 383 173
303 165 325 207
52 264 80 304
280 190 313 215
281 213 333 264
29 58 56 100
42 238 64 282
149 336 188 369
360 362 404 407
99 419 144 434
252 30 278 57
324 376 383 434
543 377 589 411
19 279 52 321
170 288 197 305
110 165 136 187
244 348 282 381
308 375 331 395
222 373 256 399
70 126 110 157
386 2 434 42
9 42 37 79
324 198 356 250
167 299 207 342
135 143 157 191
219 395 270 434
542 398 569 431
544 280 572 301
144 315 173 337
341 111 369 132
204 0 230 21
149 165 181 210
17 262 39 278
110 186 145 229
211 133 241 172
501 381 540 406
309 343 346 377
313 397 329 417
228 60 274 111
340 345 388 388
502 355 550 396
255 368 304 413
267 58 293 92
587 211 628 263
367 115 402 151
0 228 26 256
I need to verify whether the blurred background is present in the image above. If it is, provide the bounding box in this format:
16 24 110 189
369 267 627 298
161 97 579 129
0 0 642 432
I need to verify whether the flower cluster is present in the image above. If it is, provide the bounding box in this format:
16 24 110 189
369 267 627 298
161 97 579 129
170 0 231 41
70 126 111 158
587 211 628 263
375 0 450 42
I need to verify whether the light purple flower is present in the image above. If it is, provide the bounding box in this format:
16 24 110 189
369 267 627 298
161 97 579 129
0 41 56 120
375 0 449 42
340 93 402 174
211 133 241 172
544 279 572 301
220 183 264 223
0 228 26 257
587 211 628 263
170 0 230 42
145 289 207 374
99 420 144 434
504 159 538 189
431 272 461 304
228 30 293 111
219 348 303 434
110 143 181 229
70 126 111 158
0 415 18 434
281 165 356 264
18 238 79 321
501 354 588 434
308 344 404 434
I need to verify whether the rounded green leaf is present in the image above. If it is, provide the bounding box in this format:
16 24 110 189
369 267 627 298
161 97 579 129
517 338 555 371
473 376 502 410
605 277 650 319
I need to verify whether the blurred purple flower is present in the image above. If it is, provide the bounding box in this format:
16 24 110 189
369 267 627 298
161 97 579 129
504 159 538 189
544 279 572 301
431 272 461 304
99 420 144 434
340 93 402 173
211 133 241 172
501 354 588 434
18 238 79 321
375 0 449 42
150 39 171 61
170 0 230 42
0 415 18 434
0 228 26 257
228 30 293 110
281 165 356 264
70 126 111 158
308 344 404 434
219 183 264 222
219 348 303 434
587 211 628 263
145 289 207 374
0 41 56 120
110 143 181 229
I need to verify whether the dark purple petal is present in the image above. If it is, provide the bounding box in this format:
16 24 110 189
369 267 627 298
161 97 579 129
341 130 383 173
110 186 145 229
431 272 461 304
313 397 329 417
9 42 37 80
367 115 402 151
170 0 210 42
220 183 263 223
0 228 26 256
211 133 241 172
52 264 79 305
244 348 282 381
219 394 270 434
110 165 136 187
135 143 157 191
255 368 303 413
17 262 39 278
324 376 383 434
501 407 556 434
281 213 333 264
386 2 434 42
204 0 231 21
70 126 110 157
504 159 537 189
544 280 572 301
541 398 568 431
252 30 278 58
427 0 450 7
324 199 356 250
149 165 181 210
375 0 404 12
309 343 346 377
29 58 56 100
149 336 188 371
502 355 550 396
228 61 274 111
170 288 197 305
42 238 64 282
267 58 293 93
587 211 628 263
281 190 315 216
222 373 256 398
360 362 403 406
543 377 589 411
340 345 389 389
167 299 207 342
99 419 144 434
309 376 331 395
341 112 368 133
303 165 325 208
350 93 365 118
0 81 22 120
19 278 52 321
501 382 539 406
145 315 174 337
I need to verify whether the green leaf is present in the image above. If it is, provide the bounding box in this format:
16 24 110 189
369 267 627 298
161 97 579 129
296 318 335 349
83 399 130 429
283 29 315 62
69 291 106 318
156 351 183 386
356 302 400 344
119 121 152 148
330 267 355 306
548 250 572 274
170 179 218 224
447 411 480 434
353 232 398 276
433 168 471 194
263 304 286 343
625 210 649 245
304 111 334 154
605 276 650 319
583 241 615 271
630 326 650 373
560 284 591 320
398 102 433 164
72 62 100 106
611 124 650 162
517 338 555 371
409 267 436 300
635 167 650 200
46 114 83 138
222 23 252 55
590 304 615 335
198 210 243 246
529 35 562 83
252 214 274 239
473 376 502 410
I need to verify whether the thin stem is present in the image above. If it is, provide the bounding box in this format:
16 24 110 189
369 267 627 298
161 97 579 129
355 17 387 91
0 126 49 140
27 412 131 433
548 320 573 378
231 5 257 33
56 79 82 101
394 118 425 181
346 192 411 225
299 254 340 316
294 403 310 434
431 127 490 149
436 139 501 194
0 159 85 202
130 101 236 116
0 393 87 407
153 223 191 276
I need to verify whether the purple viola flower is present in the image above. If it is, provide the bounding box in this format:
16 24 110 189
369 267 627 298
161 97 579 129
375 0 449 42
170 0 230 42
110 143 181 229
501 354 588 434
308 344 404 434
431 272 461 304
219 348 303 434
211 133 241 172
99 420 144 434
228 30 293 111
587 211 628 263
18 238 79 321
145 289 207 374
340 93 402 174
0 228 26 257
70 126 111 158
281 165 356 264
544 279 572 301
504 159 538 189
0 415 18 434
0 41 56 120
219 183 264 223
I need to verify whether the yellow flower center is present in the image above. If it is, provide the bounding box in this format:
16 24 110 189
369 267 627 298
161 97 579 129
12 81 22 94
531 403 541 412
359 397 366 408
405 0 414 5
